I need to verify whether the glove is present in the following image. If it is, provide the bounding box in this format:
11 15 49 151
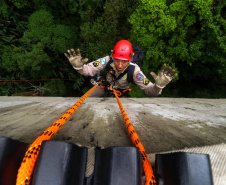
64 49 88 70
150 63 177 89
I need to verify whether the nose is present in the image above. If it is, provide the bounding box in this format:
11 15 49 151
118 61 123 68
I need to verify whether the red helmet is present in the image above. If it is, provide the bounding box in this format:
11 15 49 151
112 40 133 60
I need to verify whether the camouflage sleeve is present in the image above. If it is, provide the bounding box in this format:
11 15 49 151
133 65 162 97
74 56 110 76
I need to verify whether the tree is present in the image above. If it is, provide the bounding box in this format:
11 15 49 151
0 0 84 96
80 0 139 60
129 0 226 84
1 0 225 97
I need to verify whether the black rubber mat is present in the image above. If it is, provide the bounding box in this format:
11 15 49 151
92 146 143 185
155 152 213 185
0 136 29 185
0 136 214 185
32 140 88 185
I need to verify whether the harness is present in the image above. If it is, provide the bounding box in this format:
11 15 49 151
91 45 143 97
105 45 143 84
105 58 136 83
100 80 132 97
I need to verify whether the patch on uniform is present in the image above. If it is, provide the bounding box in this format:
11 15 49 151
143 78 149 85
101 58 106 65
109 70 114 75
122 74 127 80
93 61 99 67
135 71 144 80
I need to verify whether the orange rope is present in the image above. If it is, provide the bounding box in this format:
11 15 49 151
113 88 156 185
16 82 100 185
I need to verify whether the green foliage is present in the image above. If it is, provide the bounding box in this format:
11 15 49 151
0 72 29 96
0 0 226 97
8 0 29 9
51 24 78 53
27 9 54 41
80 0 139 60
129 0 226 83
13 42 51 72
0 46 17 72
31 0 80 16
0 1 82 96
130 1 175 57
162 82 226 98
0 0 8 18
72 75 85 91
0 1 29 48
12 9 79 79
44 80 67 96
129 83 146 98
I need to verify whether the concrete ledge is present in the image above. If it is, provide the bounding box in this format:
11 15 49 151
0 96 225 153
1 96 225 184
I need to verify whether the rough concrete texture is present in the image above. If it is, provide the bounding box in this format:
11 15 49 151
0 96 225 153
0 96 226 184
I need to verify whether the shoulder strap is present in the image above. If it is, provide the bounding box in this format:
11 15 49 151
127 64 135 83
105 55 135 83
114 69 128 82
105 54 114 71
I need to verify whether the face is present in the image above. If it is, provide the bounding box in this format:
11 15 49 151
113 58 130 72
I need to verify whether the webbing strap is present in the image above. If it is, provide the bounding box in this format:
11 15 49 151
113 89 156 185
113 89 132 97
16 82 100 185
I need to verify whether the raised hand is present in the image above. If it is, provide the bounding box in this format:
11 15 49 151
150 64 177 88
64 49 88 69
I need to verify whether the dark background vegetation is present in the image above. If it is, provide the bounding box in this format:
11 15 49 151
0 0 225 98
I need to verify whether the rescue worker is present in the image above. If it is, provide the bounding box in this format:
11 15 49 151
64 40 177 97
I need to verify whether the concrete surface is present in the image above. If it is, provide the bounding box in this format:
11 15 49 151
0 96 225 152
0 96 226 184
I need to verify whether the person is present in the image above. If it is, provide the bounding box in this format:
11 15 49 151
64 40 177 97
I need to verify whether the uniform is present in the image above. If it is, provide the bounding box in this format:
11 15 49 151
74 56 162 97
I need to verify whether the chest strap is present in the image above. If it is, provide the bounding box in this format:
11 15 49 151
100 82 132 97
105 58 135 83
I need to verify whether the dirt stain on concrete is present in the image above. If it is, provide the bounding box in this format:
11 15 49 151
0 97 225 153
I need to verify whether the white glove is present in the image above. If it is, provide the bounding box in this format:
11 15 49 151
64 49 88 70
150 63 177 88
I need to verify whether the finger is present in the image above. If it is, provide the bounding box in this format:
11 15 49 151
64 53 69 59
67 49 72 56
164 66 172 75
171 69 175 73
71 49 76 56
150 72 157 80
160 63 166 73
81 58 88 64
169 69 176 76
166 68 174 77
172 73 178 79
76 49 81 56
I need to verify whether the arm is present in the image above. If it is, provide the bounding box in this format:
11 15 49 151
78 56 110 76
133 68 162 97
133 64 177 97
64 48 109 76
